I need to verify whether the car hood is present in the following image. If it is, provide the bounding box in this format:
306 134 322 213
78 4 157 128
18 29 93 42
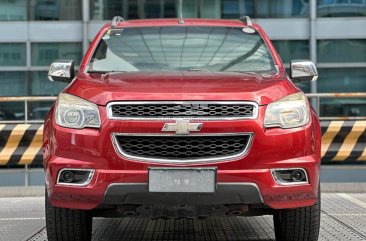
65 72 299 106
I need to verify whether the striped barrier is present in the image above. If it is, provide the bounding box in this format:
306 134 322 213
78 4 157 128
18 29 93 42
321 120 366 164
0 121 365 167
0 124 43 167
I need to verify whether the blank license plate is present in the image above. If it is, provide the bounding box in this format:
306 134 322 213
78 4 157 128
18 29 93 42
149 168 216 193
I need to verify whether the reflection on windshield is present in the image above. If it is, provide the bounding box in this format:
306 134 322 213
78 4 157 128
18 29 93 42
89 26 276 73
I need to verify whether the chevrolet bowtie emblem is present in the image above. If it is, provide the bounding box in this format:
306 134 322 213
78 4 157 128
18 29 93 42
162 120 203 135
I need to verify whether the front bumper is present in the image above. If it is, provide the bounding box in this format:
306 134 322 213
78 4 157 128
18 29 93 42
45 154 319 211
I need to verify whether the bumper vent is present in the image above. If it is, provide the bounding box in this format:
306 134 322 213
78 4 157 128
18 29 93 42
107 102 257 119
113 134 253 164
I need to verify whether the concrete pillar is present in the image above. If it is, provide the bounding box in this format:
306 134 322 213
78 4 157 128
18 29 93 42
82 0 90 55
310 0 318 112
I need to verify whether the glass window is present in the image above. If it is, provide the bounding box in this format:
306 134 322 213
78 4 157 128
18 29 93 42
0 0 27 20
272 40 310 64
317 0 366 17
90 0 178 20
0 43 26 66
258 0 309 18
221 0 255 19
0 71 64 120
219 0 309 18
31 71 67 96
29 0 81 20
91 0 129 20
318 68 366 116
31 43 82 66
0 72 27 96
318 39 366 63
28 71 60 120
295 81 311 93
0 72 27 120
183 0 199 18
318 68 366 93
0 101 25 121
320 97 366 117
89 26 276 73
90 0 309 20
144 0 176 18
28 101 54 121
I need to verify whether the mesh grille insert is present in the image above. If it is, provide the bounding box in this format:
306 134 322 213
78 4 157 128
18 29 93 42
110 103 255 118
115 135 251 160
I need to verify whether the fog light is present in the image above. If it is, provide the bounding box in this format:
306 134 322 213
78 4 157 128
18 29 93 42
291 170 304 182
271 168 308 185
57 169 95 186
61 171 74 183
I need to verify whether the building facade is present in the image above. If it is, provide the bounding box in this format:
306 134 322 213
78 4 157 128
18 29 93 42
0 0 365 120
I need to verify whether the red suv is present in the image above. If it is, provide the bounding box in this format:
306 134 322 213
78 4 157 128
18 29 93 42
44 17 321 241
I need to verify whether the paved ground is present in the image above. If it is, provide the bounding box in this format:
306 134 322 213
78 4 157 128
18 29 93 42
1 193 366 241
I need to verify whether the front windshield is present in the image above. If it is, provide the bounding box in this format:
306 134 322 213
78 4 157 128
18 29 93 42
88 26 276 73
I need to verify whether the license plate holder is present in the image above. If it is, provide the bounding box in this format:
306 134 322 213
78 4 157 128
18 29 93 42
148 168 217 193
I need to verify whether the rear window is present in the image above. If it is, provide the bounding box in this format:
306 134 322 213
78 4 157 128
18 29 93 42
88 26 276 73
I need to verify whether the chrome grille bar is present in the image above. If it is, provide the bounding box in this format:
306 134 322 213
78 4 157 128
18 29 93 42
107 101 258 120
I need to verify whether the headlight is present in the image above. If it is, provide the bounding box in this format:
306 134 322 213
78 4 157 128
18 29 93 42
264 92 309 129
55 93 101 129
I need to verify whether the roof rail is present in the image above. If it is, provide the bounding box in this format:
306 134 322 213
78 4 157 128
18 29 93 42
239 16 253 27
111 16 125 28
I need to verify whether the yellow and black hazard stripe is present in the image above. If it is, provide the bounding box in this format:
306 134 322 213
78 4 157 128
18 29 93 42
0 124 43 167
0 121 365 167
321 120 366 163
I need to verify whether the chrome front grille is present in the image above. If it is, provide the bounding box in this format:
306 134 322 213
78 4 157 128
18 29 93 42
112 133 253 164
107 101 258 120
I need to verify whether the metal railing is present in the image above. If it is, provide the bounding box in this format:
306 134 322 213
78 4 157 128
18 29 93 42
0 96 57 124
0 94 366 123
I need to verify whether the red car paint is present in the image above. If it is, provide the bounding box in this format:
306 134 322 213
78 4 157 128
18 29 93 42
43 19 321 211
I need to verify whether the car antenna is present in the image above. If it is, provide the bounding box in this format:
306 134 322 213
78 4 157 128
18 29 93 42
239 16 252 27
239 16 255 33
178 0 184 24
111 16 125 29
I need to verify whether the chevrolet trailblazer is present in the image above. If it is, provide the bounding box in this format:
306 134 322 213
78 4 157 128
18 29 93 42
44 16 321 241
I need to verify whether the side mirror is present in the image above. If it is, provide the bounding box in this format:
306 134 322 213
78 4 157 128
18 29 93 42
48 60 74 83
290 60 318 83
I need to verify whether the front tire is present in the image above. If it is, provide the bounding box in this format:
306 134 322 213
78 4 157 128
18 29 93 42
45 189 92 241
273 193 321 241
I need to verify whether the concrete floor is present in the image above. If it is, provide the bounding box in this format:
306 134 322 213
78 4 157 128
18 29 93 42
1 193 366 241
